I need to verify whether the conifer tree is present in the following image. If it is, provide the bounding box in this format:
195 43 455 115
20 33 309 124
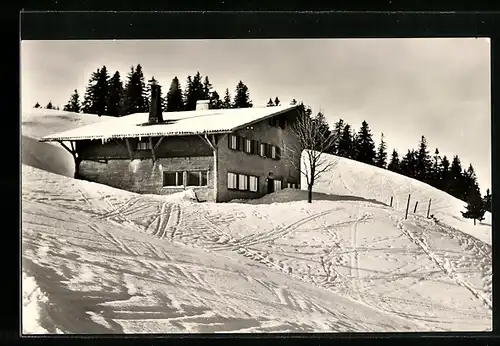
233 81 253 108
354 121 376 165
82 66 110 115
274 97 281 106
184 72 204 110
337 124 355 159
123 65 148 115
400 150 418 178
46 101 54 109
387 149 400 173
202 76 213 101
267 98 275 107
222 88 232 109
290 99 297 105
431 148 441 188
415 135 432 183
331 118 345 155
312 112 333 153
82 68 101 114
34 102 41 108
209 90 222 109
166 76 184 112
461 182 485 225
107 71 124 117
440 155 451 192
63 89 81 113
483 188 492 213
449 155 465 200
375 133 388 169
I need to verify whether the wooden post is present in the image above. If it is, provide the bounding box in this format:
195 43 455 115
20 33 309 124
405 194 411 220
413 201 419 214
149 137 156 162
124 138 133 161
427 199 432 218
390 196 393 207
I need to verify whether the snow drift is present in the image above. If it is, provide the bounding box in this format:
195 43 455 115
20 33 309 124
21 108 110 178
301 151 491 245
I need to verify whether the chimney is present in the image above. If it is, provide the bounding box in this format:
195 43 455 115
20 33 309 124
148 84 163 124
196 100 210 111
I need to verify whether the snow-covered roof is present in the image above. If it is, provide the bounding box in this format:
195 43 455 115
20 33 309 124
39 105 298 142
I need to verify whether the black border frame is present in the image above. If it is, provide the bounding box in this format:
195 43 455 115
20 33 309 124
14 8 499 346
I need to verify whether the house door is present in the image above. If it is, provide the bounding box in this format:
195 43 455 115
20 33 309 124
267 178 275 194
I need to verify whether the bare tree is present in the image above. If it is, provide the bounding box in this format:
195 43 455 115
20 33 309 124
285 108 339 203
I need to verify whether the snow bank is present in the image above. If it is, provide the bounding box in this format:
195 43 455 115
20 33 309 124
22 271 49 334
21 108 110 178
301 151 491 245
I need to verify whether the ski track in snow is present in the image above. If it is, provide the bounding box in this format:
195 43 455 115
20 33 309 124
21 156 492 333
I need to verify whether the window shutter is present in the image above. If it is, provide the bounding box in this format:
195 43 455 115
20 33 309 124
276 146 281 160
228 135 232 149
238 136 244 151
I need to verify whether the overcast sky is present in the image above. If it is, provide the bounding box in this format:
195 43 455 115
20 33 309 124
21 38 491 193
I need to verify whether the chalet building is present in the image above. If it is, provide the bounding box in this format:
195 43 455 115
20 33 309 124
40 85 302 202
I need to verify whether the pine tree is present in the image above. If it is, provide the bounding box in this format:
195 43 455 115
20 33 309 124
337 124 355 159
63 89 81 113
462 164 479 202
449 155 465 200
483 188 492 213
290 99 297 105
202 76 213 101
274 97 281 106
312 112 333 153
415 135 432 183
46 101 54 109
166 76 184 112
331 118 345 155
461 182 486 225
354 121 376 165
184 72 204 110
209 90 222 109
440 155 451 193
400 150 418 178
34 102 41 108
222 88 232 109
387 149 400 173
266 98 275 107
82 66 110 115
107 72 124 117
431 148 441 188
375 133 388 169
123 65 148 115
233 81 253 108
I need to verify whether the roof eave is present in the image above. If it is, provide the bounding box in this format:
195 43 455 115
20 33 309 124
39 129 233 142
230 106 300 132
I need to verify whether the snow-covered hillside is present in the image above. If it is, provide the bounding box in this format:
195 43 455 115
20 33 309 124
21 113 492 333
301 151 492 245
22 165 426 333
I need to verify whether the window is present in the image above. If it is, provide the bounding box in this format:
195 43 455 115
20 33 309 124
288 183 292 188
187 171 208 186
260 143 266 157
271 146 277 159
274 180 282 191
249 176 258 192
228 172 238 189
244 139 252 153
239 174 248 191
163 171 183 187
137 141 152 151
229 135 237 150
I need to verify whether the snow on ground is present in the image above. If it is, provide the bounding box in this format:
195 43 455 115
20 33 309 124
301 151 492 245
22 165 427 333
21 108 111 178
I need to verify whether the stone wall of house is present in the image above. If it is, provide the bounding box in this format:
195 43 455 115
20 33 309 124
79 156 215 201
215 109 302 202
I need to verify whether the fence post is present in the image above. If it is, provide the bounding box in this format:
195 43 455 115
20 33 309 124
427 199 432 218
405 194 411 220
414 201 419 213
390 196 393 207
